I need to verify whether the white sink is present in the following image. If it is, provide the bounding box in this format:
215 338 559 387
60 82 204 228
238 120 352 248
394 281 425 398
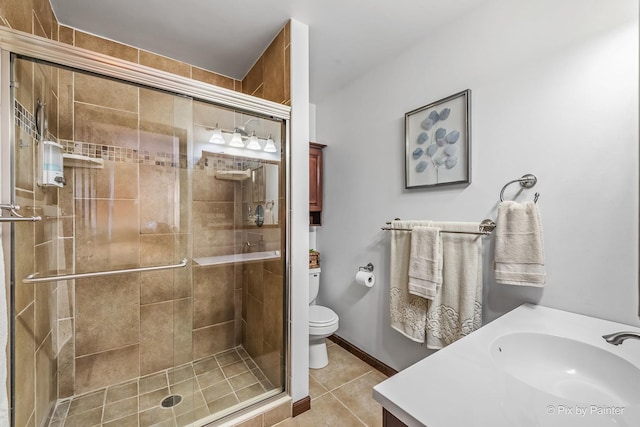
491 332 640 405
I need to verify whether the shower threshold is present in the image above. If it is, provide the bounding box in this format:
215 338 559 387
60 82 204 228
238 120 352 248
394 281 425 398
47 346 278 427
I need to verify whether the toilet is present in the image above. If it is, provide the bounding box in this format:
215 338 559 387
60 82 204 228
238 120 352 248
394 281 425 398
309 268 339 369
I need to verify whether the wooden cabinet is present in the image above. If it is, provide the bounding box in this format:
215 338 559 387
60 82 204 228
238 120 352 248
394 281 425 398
309 142 326 226
382 409 408 427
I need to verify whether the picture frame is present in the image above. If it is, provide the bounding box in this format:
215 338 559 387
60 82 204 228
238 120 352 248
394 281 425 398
405 89 471 188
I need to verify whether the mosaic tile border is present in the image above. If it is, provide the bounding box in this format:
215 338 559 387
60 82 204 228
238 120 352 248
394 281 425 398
15 100 255 172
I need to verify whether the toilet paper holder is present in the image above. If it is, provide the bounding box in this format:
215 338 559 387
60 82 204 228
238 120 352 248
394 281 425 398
359 263 374 272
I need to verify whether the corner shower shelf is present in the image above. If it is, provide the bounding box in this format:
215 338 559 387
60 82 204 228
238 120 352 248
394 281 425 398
194 250 281 266
62 153 104 169
214 169 251 181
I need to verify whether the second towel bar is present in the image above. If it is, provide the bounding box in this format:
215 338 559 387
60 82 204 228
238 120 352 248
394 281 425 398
23 258 188 284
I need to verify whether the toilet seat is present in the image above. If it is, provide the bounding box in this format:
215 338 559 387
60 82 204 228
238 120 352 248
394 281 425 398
309 305 338 327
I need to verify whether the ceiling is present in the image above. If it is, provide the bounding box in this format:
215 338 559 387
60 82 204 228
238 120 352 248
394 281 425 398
50 0 483 103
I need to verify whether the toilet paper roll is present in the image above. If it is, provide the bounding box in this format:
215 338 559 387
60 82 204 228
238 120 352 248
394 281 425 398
355 271 375 288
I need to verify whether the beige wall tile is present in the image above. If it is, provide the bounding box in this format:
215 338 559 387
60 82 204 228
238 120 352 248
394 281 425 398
14 303 35 427
139 165 183 234
74 102 139 148
58 24 73 45
74 199 140 272
74 30 138 63
140 301 174 375
193 200 235 228
33 0 55 39
57 318 75 398
262 30 285 104
1 0 33 33
140 270 174 305
191 67 235 90
33 270 52 347
14 191 35 312
74 161 139 200
284 46 290 104
58 69 74 140
75 344 139 393
74 72 138 112
139 87 173 135
35 334 56 427
15 125 35 192
14 57 34 112
174 297 193 365
139 50 190 78
75 273 140 356
243 57 263 96
140 234 176 266
193 265 235 328
192 321 235 360
246 262 264 302
262 270 283 350
192 167 235 202
245 294 263 358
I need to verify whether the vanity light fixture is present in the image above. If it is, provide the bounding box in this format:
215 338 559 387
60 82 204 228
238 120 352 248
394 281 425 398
263 134 277 153
208 124 226 145
246 131 262 150
229 129 245 147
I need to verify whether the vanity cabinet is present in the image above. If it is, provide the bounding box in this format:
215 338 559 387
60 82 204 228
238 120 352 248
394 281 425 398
309 142 326 225
383 409 408 427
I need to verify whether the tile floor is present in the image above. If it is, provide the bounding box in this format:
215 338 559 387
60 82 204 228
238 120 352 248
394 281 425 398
275 341 389 427
47 346 279 427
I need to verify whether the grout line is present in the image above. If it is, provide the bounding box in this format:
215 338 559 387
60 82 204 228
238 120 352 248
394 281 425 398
327 390 367 426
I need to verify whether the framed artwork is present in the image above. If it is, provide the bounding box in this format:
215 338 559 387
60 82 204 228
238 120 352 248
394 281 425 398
405 89 471 188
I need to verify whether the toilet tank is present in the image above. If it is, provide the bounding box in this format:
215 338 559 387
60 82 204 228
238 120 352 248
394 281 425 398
309 268 321 304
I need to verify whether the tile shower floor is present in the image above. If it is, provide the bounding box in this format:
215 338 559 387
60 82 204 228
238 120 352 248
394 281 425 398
47 346 278 427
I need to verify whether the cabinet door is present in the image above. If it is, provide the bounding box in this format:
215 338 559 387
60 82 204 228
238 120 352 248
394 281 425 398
309 145 322 212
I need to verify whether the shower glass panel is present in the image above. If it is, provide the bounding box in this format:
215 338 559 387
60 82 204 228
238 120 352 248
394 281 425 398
10 56 286 427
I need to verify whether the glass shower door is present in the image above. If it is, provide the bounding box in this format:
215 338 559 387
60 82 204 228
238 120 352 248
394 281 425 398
9 55 286 427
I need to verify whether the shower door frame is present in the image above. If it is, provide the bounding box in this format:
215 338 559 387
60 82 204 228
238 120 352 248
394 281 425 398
0 26 292 426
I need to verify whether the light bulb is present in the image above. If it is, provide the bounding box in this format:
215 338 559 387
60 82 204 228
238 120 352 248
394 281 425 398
263 135 277 153
208 125 225 144
229 129 244 147
246 131 261 150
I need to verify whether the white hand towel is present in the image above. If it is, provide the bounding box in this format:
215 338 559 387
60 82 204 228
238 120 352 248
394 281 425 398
389 220 431 343
408 226 442 300
494 201 546 287
426 222 483 349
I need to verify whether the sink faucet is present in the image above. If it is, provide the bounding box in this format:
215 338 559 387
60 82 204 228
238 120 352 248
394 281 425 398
602 331 640 345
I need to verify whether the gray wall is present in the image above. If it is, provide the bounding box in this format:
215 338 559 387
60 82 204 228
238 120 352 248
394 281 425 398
315 0 639 370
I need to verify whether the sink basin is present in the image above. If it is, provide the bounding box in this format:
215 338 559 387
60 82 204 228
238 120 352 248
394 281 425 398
491 332 640 405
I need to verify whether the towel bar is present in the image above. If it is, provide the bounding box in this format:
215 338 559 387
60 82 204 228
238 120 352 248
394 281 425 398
381 219 496 235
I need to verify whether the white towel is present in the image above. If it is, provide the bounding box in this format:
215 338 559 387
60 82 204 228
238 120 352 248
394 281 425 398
426 222 483 349
494 201 546 287
408 226 442 300
389 220 431 343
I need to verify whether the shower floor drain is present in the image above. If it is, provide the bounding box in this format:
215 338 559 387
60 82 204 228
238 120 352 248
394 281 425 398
161 395 182 408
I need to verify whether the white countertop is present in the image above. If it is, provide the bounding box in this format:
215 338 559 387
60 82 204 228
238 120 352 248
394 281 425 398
373 304 640 427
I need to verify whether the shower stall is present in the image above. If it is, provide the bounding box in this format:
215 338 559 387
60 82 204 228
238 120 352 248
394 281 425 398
2 29 289 427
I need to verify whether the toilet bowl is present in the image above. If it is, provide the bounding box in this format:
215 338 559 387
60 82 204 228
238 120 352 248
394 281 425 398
308 268 339 369
309 305 339 369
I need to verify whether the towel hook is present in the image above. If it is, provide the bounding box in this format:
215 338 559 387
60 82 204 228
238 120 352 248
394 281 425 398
499 174 540 203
